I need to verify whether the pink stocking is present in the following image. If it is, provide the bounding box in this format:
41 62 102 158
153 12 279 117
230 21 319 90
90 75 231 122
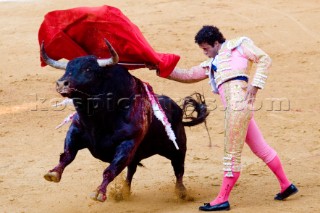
267 155 291 192
210 172 240 205
245 118 277 163
245 119 291 192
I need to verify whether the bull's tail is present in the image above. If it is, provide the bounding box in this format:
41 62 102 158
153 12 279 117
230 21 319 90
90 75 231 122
181 92 212 146
181 92 209 127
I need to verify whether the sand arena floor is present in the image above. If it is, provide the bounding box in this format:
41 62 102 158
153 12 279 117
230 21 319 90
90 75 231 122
0 0 319 212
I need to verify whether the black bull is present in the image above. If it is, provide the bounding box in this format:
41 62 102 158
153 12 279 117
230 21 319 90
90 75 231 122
41 40 209 202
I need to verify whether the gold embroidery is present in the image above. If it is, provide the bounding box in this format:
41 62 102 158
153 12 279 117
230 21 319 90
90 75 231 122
214 37 271 89
241 39 271 89
221 80 253 174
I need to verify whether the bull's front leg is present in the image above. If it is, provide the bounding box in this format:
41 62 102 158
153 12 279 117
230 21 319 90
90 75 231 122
91 139 137 202
44 123 85 183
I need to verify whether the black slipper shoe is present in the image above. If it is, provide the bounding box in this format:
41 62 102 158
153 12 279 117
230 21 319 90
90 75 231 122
274 184 298 200
199 201 230 211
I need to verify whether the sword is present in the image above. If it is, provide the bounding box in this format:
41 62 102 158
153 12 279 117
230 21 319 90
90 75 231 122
117 62 146 66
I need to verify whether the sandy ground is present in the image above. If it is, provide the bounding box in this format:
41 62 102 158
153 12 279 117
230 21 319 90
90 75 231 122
0 0 320 212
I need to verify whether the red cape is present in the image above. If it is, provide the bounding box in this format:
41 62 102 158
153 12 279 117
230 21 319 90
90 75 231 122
38 5 180 77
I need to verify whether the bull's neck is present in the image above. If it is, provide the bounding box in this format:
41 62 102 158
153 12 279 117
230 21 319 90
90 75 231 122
72 78 137 120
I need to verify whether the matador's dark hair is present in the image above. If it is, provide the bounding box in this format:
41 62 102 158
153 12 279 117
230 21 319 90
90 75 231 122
194 25 226 46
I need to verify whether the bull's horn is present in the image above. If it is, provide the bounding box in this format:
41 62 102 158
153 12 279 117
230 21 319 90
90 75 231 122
40 41 67 70
97 39 119 67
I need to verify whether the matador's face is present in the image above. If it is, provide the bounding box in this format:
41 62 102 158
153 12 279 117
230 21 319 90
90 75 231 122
198 41 220 58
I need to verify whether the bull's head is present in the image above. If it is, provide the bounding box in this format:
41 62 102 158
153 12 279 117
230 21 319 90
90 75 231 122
40 39 119 98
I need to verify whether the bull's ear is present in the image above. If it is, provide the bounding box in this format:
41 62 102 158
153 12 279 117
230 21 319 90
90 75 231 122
97 39 119 67
41 41 68 70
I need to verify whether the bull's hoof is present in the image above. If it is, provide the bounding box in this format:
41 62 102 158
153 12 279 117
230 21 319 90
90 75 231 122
175 187 187 199
175 187 194 201
90 190 106 202
44 171 61 183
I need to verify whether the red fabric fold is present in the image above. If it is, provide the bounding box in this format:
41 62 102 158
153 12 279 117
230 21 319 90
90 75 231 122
38 5 180 77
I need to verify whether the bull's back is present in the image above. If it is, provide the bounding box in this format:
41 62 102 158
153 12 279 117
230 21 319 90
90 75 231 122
133 95 186 161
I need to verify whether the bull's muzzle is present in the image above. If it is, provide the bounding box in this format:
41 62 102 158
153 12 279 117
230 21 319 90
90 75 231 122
56 80 70 96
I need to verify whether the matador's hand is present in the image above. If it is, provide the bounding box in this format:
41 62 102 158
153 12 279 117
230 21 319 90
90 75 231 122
245 84 259 105
145 63 160 75
145 63 158 70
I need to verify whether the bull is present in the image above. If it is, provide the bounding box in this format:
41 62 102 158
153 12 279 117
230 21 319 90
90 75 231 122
41 39 208 202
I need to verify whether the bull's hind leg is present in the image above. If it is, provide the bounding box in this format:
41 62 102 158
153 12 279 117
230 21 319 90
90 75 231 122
171 154 188 199
91 139 136 202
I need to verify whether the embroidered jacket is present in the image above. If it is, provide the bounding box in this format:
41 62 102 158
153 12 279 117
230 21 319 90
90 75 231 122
214 37 271 89
168 36 271 92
